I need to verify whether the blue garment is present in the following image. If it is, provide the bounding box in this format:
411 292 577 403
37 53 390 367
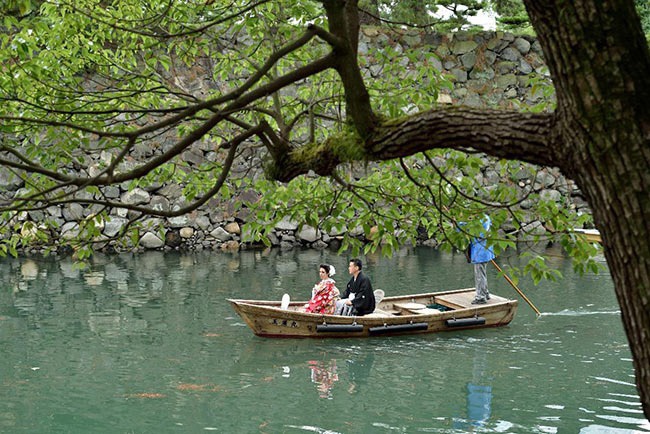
470 216 495 264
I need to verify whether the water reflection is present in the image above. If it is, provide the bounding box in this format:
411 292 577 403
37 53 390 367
467 352 492 429
1 252 215 335
453 351 493 431
306 353 376 399
308 359 339 399
346 353 375 394
21 259 39 281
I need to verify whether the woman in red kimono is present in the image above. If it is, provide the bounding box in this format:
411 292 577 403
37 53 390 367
305 264 340 315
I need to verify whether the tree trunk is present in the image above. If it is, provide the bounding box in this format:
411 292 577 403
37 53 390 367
579 136 650 420
522 0 650 417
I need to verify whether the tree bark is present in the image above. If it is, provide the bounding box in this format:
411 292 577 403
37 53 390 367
523 0 650 417
322 0 378 137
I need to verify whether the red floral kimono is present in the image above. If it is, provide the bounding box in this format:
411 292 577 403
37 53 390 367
305 278 340 315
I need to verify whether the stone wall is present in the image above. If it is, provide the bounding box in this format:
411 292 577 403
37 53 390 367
2 30 589 254
359 29 550 108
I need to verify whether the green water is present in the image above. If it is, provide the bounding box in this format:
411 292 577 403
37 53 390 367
1 247 648 433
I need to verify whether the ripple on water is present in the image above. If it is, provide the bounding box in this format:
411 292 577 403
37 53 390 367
580 424 650 433
284 425 342 433
586 385 650 433
541 309 621 317
592 376 637 387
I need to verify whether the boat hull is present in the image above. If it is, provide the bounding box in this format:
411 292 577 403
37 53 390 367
228 288 518 338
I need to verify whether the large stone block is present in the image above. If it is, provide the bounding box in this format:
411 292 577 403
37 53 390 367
140 232 165 249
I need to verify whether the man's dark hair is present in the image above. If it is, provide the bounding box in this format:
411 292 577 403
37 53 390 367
350 258 363 270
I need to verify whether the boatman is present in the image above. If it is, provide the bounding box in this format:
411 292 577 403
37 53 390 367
335 258 376 316
467 215 496 305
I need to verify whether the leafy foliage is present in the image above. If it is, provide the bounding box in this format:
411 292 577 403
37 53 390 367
362 0 650 35
246 146 599 283
358 0 485 31
0 0 603 279
637 0 650 38
489 0 533 33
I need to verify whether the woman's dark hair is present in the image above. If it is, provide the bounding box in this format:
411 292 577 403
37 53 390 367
319 264 331 275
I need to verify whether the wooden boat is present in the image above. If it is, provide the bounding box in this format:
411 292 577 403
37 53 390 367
573 228 602 243
228 288 518 338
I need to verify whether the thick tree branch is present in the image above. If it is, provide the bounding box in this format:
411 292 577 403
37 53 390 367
271 107 558 182
367 108 558 165
322 0 378 137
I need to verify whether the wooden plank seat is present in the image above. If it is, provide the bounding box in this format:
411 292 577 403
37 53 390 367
435 293 473 309
393 302 441 315
364 308 395 318
410 308 441 315
435 292 509 309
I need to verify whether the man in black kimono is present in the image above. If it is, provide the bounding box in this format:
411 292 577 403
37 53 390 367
337 258 375 316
